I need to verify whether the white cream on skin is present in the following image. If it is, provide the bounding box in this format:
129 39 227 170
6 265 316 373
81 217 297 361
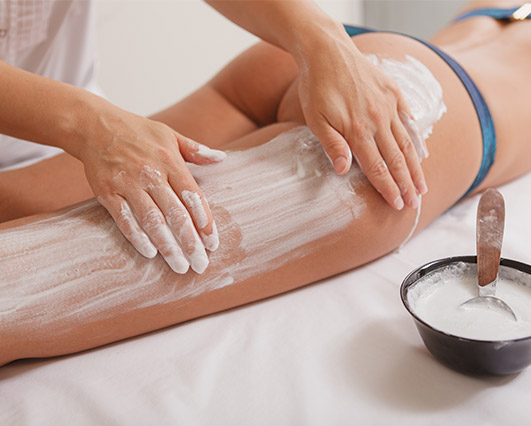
408 263 531 341
107 144 225 272
117 201 157 259
193 143 227 162
0 127 366 327
0 54 446 329
366 54 447 160
182 190 209 229
364 54 447 245
187 127 367 286
107 165 210 274
200 222 218 252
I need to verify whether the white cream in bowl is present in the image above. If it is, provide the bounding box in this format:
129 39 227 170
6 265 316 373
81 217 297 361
407 262 531 341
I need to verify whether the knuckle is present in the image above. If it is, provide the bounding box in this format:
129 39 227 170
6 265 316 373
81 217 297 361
141 209 165 231
327 139 347 153
115 212 134 231
180 235 197 255
400 136 416 157
139 165 163 185
388 150 406 170
165 206 188 229
168 221 197 254
156 147 174 166
367 158 389 179
385 78 401 96
350 122 370 141
398 181 409 196
367 105 383 122
157 242 175 258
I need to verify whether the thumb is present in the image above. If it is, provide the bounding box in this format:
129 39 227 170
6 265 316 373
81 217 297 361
309 123 352 175
177 133 227 165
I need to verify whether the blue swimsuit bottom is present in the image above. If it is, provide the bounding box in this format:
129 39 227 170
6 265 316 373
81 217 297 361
343 5 530 196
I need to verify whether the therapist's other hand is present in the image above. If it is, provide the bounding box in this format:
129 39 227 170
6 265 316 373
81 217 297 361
297 32 428 210
78 101 225 274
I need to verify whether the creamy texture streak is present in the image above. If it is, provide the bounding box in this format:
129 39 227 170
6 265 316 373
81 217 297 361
408 263 531 341
0 127 366 328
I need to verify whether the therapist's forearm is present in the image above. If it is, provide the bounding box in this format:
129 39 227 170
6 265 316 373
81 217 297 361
0 60 109 159
204 0 357 64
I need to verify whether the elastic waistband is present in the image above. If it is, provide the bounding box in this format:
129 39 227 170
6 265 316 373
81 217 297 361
454 4 531 22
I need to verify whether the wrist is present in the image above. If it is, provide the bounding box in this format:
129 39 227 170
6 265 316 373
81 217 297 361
60 89 111 161
288 13 356 66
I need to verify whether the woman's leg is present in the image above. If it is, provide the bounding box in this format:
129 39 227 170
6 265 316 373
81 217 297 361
0 31 493 366
3 14 531 365
0 154 92 223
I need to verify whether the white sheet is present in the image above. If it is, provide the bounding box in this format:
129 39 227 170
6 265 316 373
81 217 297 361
2 173 531 425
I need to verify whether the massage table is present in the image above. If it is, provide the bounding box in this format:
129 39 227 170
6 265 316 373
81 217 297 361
2 172 530 425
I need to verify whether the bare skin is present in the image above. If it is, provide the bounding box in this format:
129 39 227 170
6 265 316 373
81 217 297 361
3 0 426 273
1 3 530 366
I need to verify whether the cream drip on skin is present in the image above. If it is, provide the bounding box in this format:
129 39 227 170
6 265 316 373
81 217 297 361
0 54 446 329
408 263 531 341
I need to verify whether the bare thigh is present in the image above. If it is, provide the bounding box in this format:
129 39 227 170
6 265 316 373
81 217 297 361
0 153 93 223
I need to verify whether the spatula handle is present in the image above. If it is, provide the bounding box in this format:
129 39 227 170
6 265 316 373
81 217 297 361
477 188 505 287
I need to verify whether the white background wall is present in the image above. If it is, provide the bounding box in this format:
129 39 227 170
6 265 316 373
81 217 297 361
363 0 468 39
93 1 467 118
93 0 362 117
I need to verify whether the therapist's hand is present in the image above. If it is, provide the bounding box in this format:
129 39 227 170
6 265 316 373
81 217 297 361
203 0 426 210
296 31 428 210
78 100 225 274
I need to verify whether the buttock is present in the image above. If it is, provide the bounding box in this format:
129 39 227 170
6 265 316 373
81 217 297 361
278 32 480 135
277 32 484 205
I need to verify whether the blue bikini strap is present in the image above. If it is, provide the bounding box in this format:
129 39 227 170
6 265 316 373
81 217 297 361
454 4 531 22
343 24 496 197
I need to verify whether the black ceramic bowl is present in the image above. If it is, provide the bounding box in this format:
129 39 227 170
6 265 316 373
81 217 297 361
401 255 531 376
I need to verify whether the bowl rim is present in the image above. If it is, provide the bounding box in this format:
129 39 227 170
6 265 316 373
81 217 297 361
400 255 531 344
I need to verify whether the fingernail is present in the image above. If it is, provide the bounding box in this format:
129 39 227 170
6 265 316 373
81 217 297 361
394 196 405 210
417 180 428 195
166 252 190 274
201 222 219 252
190 249 209 274
333 156 349 174
138 240 158 259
